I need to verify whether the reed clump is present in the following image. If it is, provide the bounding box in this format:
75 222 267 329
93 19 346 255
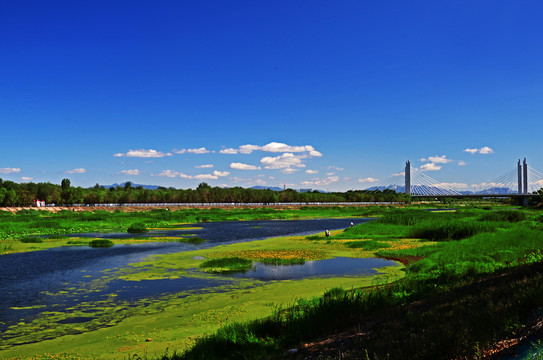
88 239 114 248
199 257 253 273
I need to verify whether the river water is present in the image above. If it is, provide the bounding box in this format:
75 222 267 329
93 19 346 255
0 218 396 340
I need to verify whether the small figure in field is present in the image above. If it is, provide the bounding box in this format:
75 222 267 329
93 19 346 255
325 230 330 237
350 222 354 228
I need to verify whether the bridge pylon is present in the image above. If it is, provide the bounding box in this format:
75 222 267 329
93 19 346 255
523 158 528 195
405 160 411 195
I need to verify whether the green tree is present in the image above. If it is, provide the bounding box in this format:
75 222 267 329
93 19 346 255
61 178 71 190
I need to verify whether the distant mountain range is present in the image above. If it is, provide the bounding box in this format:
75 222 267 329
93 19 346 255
100 182 161 190
365 185 516 195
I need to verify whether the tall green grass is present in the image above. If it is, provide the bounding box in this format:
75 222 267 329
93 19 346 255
170 207 543 360
199 257 253 273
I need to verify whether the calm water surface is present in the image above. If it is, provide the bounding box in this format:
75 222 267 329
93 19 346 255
0 218 388 336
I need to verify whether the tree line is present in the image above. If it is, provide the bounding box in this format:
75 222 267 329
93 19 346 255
0 178 410 206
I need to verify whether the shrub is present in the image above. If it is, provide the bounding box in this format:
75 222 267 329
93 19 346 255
178 237 206 244
345 240 391 250
19 236 43 243
89 239 114 248
478 210 525 222
127 222 148 233
408 220 493 241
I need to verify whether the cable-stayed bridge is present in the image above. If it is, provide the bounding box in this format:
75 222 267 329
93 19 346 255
365 158 543 199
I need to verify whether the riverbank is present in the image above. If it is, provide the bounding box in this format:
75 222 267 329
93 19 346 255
174 207 543 360
0 229 405 359
0 206 381 255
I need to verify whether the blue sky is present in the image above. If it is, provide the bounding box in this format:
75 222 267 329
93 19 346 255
1 1 542 191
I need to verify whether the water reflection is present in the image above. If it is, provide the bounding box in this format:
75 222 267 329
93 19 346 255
222 257 397 281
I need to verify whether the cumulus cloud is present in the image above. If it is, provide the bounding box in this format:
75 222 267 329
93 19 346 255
261 153 306 170
458 160 467 166
301 176 340 187
418 163 442 171
155 169 228 180
230 162 261 170
464 147 494 154
327 166 344 171
65 168 87 174
114 149 173 158
195 164 214 168
479 146 494 154
118 169 141 176
21 177 33 182
309 150 323 157
306 170 319 174
221 142 321 155
219 148 238 154
281 168 300 174
421 155 452 164
174 147 212 154
358 177 379 183
0 168 21 174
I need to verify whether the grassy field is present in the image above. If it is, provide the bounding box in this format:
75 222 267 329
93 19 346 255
0 206 382 255
3 204 543 359
173 207 543 360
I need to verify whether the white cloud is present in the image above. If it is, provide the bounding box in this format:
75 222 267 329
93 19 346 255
358 177 379 183
239 144 261 154
301 176 340 187
309 150 323 157
421 155 452 164
418 163 442 171
118 169 141 176
261 153 306 170
392 172 405 177
0 168 21 174
195 164 214 168
479 146 494 154
222 142 321 155
326 172 336 176
327 166 344 171
306 170 319 174
458 160 467 166
175 147 212 154
281 168 300 174
464 147 494 155
219 148 238 154
115 149 173 158
188 147 211 154
65 168 87 174
155 169 226 180
21 177 33 182
532 179 543 187
230 162 261 170
262 142 315 153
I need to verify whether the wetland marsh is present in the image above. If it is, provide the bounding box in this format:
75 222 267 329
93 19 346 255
0 207 401 359
3 205 543 359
